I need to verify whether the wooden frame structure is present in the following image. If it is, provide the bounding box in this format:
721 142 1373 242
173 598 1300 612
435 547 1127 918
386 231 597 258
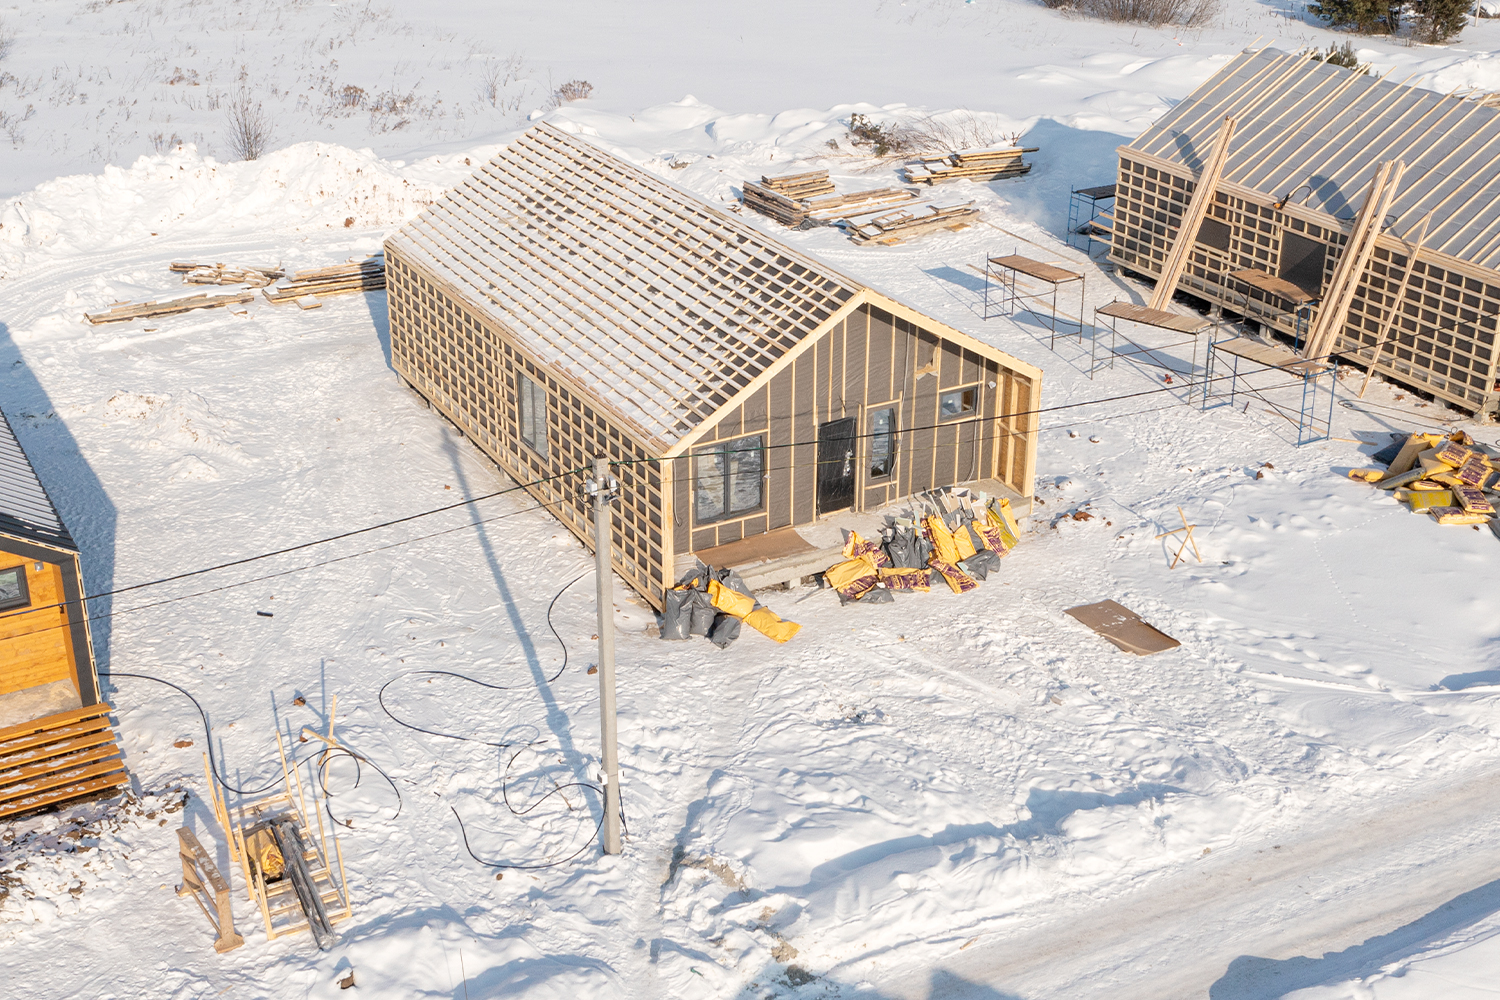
385 123 1042 609
1109 46 1500 415
175 825 244 953
204 737 351 948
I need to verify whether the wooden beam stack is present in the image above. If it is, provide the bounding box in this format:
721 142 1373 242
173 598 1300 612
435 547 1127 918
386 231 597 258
741 170 835 226
0 704 128 820
903 146 1039 185
170 261 285 288
842 200 981 246
262 256 386 305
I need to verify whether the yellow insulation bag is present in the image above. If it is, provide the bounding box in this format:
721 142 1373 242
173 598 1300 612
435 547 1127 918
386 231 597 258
743 607 800 643
923 515 963 565
707 579 756 619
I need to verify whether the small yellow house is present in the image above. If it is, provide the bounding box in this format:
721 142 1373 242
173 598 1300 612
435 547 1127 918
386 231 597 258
0 409 125 819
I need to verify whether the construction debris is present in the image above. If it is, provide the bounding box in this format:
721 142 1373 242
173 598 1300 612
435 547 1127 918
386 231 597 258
1065 600 1181 655
84 290 255 324
175 824 244 953
169 261 285 287
820 490 1021 605
661 565 800 646
263 256 386 304
1349 430 1500 528
903 145 1038 185
842 199 981 246
1154 506 1202 569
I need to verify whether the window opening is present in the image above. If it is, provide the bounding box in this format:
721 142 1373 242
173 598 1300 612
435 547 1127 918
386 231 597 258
0 566 30 612
518 372 548 459
869 407 897 479
694 435 765 524
939 386 978 420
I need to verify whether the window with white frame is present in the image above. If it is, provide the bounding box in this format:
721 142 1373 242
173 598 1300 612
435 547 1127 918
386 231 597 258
869 407 896 479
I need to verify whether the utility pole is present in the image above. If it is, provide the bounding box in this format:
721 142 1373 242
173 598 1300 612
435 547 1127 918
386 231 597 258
588 456 623 855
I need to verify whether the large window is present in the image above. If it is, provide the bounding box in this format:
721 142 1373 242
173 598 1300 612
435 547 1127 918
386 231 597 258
695 435 764 524
0 566 29 612
518 372 548 459
869 407 896 479
1280 232 1327 297
939 386 978 420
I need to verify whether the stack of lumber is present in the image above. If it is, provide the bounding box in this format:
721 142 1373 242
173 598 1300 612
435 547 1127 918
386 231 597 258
169 261 285 287
842 199 981 246
0 704 128 820
262 256 386 306
804 187 920 222
741 170 836 225
1347 431 1500 527
903 145 1038 185
84 289 255 324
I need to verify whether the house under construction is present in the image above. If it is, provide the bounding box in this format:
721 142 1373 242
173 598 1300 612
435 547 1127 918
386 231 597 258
1110 46 1500 416
384 124 1042 608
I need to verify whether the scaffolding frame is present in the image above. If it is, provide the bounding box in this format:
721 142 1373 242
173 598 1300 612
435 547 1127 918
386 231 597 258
983 252 1086 349
1092 301 1214 389
1066 184 1116 253
1203 335 1338 445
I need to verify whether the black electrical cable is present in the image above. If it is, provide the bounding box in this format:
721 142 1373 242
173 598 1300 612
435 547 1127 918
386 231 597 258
98 669 403 825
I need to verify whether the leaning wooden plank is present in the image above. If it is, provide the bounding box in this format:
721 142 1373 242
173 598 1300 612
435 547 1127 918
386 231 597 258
0 704 113 744
0 769 130 820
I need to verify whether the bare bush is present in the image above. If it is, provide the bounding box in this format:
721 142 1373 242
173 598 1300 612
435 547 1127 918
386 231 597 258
556 79 592 102
224 86 272 160
0 18 13 64
478 53 528 111
336 84 366 109
1047 0 1218 27
844 110 1022 158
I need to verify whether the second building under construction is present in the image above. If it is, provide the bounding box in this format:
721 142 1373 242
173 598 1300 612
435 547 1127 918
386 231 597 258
1109 46 1500 416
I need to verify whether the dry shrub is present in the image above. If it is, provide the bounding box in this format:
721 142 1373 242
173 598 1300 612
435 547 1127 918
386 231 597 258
555 79 593 102
1047 0 1218 27
224 86 272 160
845 109 1022 158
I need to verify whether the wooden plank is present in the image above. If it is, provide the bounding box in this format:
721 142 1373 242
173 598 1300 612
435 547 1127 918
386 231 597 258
0 716 113 757
0 728 119 772
1304 159 1405 360
1065 600 1180 655
1230 268 1317 305
989 254 1082 285
0 755 126 807
1148 114 1237 312
1097 301 1211 334
0 769 129 820
0 703 112 745
0 741 123 790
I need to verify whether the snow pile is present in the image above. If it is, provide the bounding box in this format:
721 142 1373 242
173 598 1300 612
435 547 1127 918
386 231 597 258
0 143 459 264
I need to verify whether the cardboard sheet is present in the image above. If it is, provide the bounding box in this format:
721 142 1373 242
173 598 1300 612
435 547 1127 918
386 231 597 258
1065 600 1181 656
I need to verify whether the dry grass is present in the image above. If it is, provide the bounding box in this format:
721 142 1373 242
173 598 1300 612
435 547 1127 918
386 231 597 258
224 82 272 160
1044 0 1218 27
844 109 1024 158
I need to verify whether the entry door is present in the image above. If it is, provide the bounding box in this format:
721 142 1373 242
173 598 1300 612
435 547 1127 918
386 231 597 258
816 417 858 514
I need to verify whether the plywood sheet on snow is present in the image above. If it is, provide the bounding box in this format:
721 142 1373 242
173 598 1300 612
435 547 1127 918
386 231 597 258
1065 600 1181 655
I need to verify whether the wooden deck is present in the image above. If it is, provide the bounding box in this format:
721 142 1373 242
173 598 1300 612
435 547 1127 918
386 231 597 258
0 703 127 820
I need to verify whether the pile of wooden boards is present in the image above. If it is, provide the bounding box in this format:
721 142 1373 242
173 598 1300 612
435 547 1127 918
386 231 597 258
84 290 255 325
903 145 1038 185
741 167 988 245
1347 431 1500 527
170 261 285 287
741 169 922 229
842 199 980 246
262 256 386 308
0 704 128 820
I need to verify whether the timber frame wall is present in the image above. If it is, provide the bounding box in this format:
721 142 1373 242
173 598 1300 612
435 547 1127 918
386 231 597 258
387 251 1039 608
671 297 1037 554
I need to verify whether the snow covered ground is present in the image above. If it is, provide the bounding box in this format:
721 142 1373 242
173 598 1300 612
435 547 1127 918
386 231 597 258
4 2 1500 998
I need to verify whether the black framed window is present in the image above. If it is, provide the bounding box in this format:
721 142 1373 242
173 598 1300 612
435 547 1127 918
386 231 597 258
518 372 548 459
939 386 978 420
0 566 29 612
694 435 764 524
869 407 896 479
